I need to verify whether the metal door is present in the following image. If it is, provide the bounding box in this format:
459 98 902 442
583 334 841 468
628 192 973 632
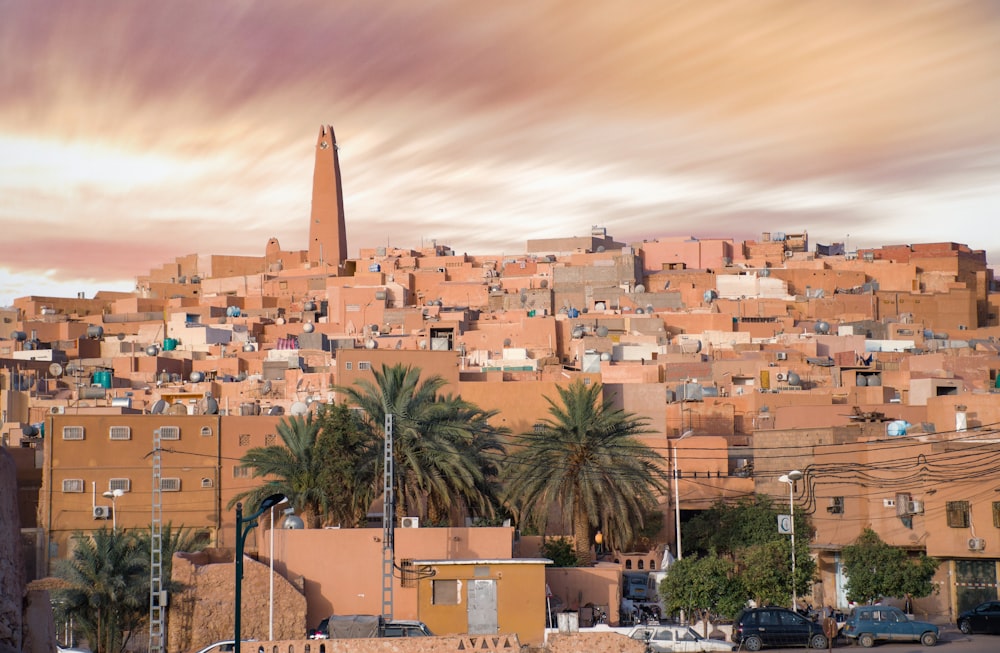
467 579 498 634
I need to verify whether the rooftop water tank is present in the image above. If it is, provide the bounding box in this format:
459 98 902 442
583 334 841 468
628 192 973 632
886 420 911 436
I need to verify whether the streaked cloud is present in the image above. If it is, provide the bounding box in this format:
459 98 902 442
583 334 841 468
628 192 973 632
2 0 999 304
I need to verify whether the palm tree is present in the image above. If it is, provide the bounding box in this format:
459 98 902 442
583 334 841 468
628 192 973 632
336 363 507 523
55 528 149 653
503 380 670 564
227 412 338 527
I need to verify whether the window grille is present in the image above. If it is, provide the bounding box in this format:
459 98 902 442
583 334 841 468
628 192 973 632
62 479 84 493
159 426 180 440
109 426 131 440
63 426 84 440
947 501 970 528
109 478 131 492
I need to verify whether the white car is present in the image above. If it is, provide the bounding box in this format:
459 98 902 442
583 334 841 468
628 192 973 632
57 643 91 653
191 640 256 653
627 625 736 652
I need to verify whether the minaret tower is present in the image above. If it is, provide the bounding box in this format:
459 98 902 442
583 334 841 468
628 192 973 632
308 125 348 271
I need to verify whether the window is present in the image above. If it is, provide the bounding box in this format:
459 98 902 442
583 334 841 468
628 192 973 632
239 434 251 447
265 433 276 446
109 478 131 492
233 466 250 479
201 477 214 488
947 501 971 528
345 362 353 371
358 361 371 371
159 426 180 440
109 426 131 440
533 423 545 434
62 479 84 493
583 378 591 385
62 426 84 440
160 478 181 491
828 497 845 514
200 426 213 437
432 579 459 605
993 502 1000 528
400 559 417 588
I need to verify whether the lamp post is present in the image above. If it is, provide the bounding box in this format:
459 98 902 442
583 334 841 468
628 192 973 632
779 470 803 612
673 430 694 559
102 489 124 531
235 493 285 653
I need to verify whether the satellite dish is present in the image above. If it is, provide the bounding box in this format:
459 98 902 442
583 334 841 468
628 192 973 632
503 338 512 347
49 363 64 377
267 405 285 416
22 424 39 438
303 301 316 312
167 402 188 415
204 396 219 415
634 284 646 293
365 339 377 349
242 343 256 352
146 345 159 356
303 322 315 333
66 362 81 375
290 401 308 416
190 371 204 383
596 326 609 337
262 380 272 395
117 332 126 341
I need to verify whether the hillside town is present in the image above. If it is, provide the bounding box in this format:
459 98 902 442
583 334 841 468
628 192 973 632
4 126 1000 651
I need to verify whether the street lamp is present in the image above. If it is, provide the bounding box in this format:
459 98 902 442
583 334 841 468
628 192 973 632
102 489 124 531
673 430 694 559
235 493 285 653
779 470 804 612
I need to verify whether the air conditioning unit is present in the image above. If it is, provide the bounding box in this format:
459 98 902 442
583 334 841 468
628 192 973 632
776 352 788 361
400 517 420 529
775 372 787 382
907 500 923 515
93 506 111 520
50 406 66 415
968 537 986 552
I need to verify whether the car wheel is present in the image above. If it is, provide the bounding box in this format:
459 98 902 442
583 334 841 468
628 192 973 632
858 633 875 648
810 634 828 649
920 631 937 647
744 635 763 652
958 619 972 635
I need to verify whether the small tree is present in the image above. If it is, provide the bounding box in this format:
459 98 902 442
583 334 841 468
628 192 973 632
660 554 743 633
540 536 579 567
841 528 939 605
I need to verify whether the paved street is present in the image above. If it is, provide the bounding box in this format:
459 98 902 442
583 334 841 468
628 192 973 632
827 626 999 653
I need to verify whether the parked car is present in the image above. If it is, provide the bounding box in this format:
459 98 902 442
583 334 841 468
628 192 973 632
732 607 828 650
842 605 938 647
308 614 433 639
381 619 434 637
627 624 736 652
191 641 255 653
958 600 1000 635
308 617 330 639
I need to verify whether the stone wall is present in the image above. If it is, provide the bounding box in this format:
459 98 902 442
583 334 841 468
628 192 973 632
169 549 307 653
0 448 25 653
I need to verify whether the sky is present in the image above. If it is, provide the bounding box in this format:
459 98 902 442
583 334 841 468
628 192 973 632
2 0 1000 306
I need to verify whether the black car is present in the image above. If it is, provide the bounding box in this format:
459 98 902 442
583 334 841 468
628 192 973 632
732 607 828 651
958 600 1000 635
